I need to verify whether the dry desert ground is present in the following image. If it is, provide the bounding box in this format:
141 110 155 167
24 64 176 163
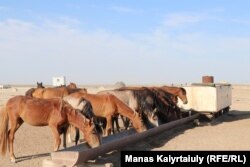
0 85 250 167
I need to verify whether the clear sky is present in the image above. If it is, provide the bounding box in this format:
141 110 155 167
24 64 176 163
0 0 250 85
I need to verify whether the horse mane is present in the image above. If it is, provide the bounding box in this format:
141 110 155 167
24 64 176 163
77 97 103 134
25 88 35 97
180 87 186 95
129 88 158 126
77 98 93 118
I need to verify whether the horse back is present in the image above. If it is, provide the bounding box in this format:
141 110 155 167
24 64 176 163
6 96 64 126
41 87 68 99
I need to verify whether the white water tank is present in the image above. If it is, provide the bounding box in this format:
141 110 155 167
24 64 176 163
52 76 66 86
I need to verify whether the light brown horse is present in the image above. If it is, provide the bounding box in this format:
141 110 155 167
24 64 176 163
25 85 87 99
0 96 101 162
65 92 147 136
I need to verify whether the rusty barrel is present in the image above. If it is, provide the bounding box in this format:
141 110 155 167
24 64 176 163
202 76 214 83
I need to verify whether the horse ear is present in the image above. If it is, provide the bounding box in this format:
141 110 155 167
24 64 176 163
138 112 142 118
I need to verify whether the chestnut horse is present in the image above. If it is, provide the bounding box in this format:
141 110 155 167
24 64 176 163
25 85 87 99
0 96 101 162
64 92 147 136
159 86 188 104
98 88 160 130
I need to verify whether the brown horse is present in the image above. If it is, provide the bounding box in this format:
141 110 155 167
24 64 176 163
121 86 188 104
64 92 147 136
25 85 87 99
116 86 184 125
159 86 188 104
0 96 101 162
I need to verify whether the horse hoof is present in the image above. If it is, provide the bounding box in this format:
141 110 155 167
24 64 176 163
10 158 16 163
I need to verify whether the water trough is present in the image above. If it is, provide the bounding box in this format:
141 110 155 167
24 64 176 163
44 113 200 167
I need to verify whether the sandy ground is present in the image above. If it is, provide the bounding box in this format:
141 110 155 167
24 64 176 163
0 85 250 167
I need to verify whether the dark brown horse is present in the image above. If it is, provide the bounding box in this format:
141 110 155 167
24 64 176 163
115 86 183 126
121 86 188 104
0 96 101 162
64 91 147 136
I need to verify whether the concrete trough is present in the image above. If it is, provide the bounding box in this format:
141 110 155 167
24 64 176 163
46 113 200 167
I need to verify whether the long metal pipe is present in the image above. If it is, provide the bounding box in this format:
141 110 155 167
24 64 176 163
50 113 200 167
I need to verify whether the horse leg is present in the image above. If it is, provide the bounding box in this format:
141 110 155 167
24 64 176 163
75 127 80 145
120 115 129 130
67 125 73 144
111 117 115 134
50 125 61 151
58 125 68 149
105 116 112 136
114 116 120 133
63 130 67 148
8 118 23 163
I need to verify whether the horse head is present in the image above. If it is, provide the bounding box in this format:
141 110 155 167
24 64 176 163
135 89 159 128
63 103 101 148
67 82 77 89
83 117 102 148
37 82 45 88
131 112 147 133
178 88 188 104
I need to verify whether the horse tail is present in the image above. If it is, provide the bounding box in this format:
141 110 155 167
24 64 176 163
0 106 9 156
25 88 35 97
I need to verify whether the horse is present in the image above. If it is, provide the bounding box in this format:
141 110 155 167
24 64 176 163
98 87 161 130
0 95 101 163
159 86 188 104
117 86 188 120
25 85 88 146
64 91 147 136
119 86 187 104
145 87 183 122
63 96 103 145
109 86 183 126
25 85 87 99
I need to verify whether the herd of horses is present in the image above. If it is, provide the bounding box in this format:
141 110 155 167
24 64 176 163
0 82 188 163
